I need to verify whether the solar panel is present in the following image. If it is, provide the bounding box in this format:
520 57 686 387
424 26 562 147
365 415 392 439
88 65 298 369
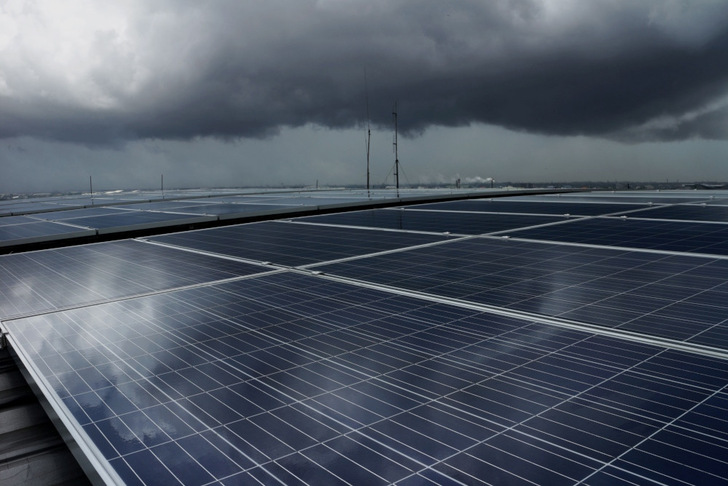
317 237 728 347
5 271 728 485
503 217 728 255
149 221 450 266
0 201 65 215
4 189 728 485
65 211 215 231
171 203 290 215
302 209 562 235
0 215 45 226
0 221 95 247
414 199 651 216
0 240 268 319
614 204 728 222
29 207 124 221
509 193 713 204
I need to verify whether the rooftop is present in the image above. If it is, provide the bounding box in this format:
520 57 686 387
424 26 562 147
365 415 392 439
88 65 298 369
2 187 727 485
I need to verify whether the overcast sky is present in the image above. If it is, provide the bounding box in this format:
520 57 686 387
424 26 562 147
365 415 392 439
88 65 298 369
2 0 728 193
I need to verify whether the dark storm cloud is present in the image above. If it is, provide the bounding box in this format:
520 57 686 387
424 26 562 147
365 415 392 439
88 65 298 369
2 0 728 144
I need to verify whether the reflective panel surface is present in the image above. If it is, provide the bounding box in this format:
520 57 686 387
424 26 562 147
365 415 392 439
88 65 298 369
0 240 267 319
150 221 449 266
7 272 728 485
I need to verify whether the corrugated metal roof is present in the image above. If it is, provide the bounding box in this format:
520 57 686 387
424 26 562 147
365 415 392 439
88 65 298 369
0 347 90 486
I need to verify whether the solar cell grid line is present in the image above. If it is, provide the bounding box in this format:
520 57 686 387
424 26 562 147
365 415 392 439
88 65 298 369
7 270 728 485
396 342 720 486
292 332 604 480
576 385 728 485
480 354 728 486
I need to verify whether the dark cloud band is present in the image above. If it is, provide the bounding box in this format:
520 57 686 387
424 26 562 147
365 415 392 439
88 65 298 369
2 0 728 144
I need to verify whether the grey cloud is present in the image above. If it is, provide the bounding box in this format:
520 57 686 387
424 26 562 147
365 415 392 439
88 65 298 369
2 0 728 145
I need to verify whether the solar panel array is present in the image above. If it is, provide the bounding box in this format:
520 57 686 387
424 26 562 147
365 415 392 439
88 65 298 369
2 190 728 485
2 188 457 247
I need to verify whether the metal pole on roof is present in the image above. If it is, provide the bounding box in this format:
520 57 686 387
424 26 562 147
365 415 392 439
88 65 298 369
392 101 399 198
365 69 371 199
89 176 93 205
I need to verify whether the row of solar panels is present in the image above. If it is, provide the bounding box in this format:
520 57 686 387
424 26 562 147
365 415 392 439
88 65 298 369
0 188 515 249
2 190 728 485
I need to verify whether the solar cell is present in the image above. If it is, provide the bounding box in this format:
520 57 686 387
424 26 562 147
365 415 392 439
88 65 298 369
5 272 728 485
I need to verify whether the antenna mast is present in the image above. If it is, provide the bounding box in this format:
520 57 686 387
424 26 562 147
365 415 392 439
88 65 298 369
365 71 371 198
392 101 399 197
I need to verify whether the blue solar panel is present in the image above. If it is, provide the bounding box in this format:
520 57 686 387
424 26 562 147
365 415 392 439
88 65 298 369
5 272 728 485
415 200 650 216
30 207 123 221
172 203 289 215
117 201 209 211
0 220 93 245
615 204 728 222
116 202 289 215
149 221 450 266
303 209 562 234
509 193 713 204
0 201 63 215
0 215 43 226
66 211 211 230
504 217 728 255
5 190 728 484
317 237 728 348
0 240 267 319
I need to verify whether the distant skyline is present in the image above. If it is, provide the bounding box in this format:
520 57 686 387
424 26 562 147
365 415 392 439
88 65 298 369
2 1 728 193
